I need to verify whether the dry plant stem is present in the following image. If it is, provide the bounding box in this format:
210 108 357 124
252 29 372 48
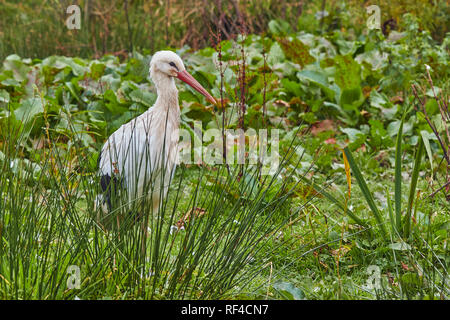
238 53 245 179
425 70 450 156
91 0 116 56
412 81 450 197
124 0 133 54
262 43 267 126
166 0 171 46
238 46 246 131
320 0 327 32
217 28 227 168
209 20 231 175
236 23 248 179
411 84 449 165
429 181 450 199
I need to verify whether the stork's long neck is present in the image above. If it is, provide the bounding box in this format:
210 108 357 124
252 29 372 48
153 74 180 118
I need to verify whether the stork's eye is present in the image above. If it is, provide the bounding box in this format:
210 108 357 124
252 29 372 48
169 62 179 71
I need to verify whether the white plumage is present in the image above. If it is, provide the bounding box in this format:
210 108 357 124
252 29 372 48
96 51 215 224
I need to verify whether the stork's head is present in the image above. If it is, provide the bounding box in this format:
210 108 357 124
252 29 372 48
150 50 216 104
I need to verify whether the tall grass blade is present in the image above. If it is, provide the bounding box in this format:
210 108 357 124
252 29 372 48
394 117 404 232
343 147 387 237
387 188 396 235
297 175 367 227
404 138 424 238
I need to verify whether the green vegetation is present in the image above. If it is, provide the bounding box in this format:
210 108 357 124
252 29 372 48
0 0 448 299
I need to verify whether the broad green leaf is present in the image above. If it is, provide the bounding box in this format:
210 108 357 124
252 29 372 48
129 89 156 108
297 70 337 100
387 119 413 137
297 69 327 88
42 56 88 77
104 89 128 114
333 55 361 90
3 54 31 82
267 42 285 66
281 78 302 97
355 50 388 70
388 242 411 251
0 89 10 103
424 99 439 115
100 74 121 91
14 97 44 126
420 130 434 169
340 127 365 142
369 90 391 109
89 62 106 80
340 87 363 108
277 37 315 68
0 77 21 87
268 19 291 36
369 119 392 148
65 81 82 103
273 282 305 300
336 39 360 55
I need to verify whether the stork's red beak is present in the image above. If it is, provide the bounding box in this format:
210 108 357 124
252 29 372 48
177 70 216 105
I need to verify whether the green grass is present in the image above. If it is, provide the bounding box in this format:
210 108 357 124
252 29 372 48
0 112 320 299
1 111 448 299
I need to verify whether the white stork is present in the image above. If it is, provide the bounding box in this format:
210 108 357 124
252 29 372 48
96 51 215 227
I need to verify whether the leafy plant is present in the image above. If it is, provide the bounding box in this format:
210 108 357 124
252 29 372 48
343 116 424 239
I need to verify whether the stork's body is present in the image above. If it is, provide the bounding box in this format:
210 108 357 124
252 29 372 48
97 51 214 223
